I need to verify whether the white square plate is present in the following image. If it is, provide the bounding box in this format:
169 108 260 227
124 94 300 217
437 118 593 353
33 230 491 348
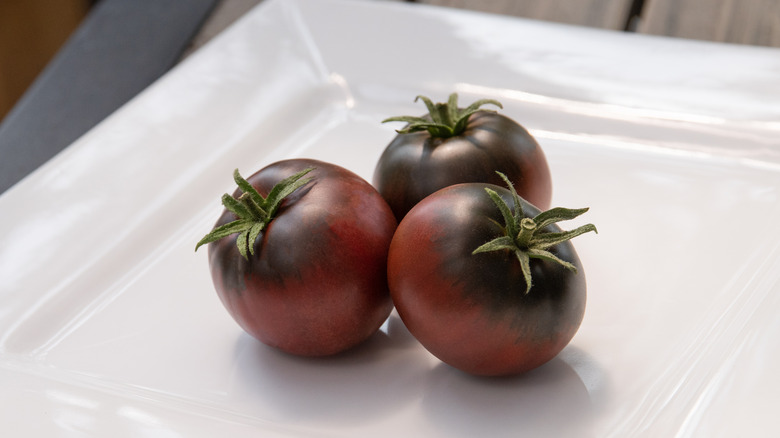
1 0 780 436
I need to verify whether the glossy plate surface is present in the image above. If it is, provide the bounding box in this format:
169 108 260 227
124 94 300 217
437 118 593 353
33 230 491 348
1 0 780 436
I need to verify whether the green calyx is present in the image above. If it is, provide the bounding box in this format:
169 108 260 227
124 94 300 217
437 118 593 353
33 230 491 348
473 172 597 294
195 167 314 260
382 93 502 138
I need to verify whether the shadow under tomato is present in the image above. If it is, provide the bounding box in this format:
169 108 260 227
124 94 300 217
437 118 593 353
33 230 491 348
420 346 602 438
227 312 432 427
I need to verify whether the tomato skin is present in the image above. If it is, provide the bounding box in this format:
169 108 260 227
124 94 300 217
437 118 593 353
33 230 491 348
373 111 552 220
207 159 397 356
387 183 586 376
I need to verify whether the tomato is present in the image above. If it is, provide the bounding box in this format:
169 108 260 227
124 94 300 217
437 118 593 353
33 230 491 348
373 93 552 220
387 173 595 376
196 159 397 356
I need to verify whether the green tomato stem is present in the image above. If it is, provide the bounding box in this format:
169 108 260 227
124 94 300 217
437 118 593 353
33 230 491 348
195 167 314 259
382 93 503 138
472 172 597 294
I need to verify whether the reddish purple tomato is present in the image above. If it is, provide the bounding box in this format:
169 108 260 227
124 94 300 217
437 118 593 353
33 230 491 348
387 177 595 376
373 93 553 221
197 159 397 356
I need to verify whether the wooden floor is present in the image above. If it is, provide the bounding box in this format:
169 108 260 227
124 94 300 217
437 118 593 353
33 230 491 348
420 0 780 47
638 0 780 47
420 0 636 30
195 0 780 52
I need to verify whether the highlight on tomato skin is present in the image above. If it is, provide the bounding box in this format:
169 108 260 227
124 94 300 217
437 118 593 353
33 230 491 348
387 177 596 377
373 93 553 221
196 158 398 357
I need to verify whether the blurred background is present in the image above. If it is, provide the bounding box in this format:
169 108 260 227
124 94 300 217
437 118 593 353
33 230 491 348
0 0 778 193
2 0 779 120
0 0 92 120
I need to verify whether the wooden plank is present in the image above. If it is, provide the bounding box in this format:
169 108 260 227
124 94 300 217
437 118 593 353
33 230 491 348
418 0 635 30
0 0 89 120
638 0 780 47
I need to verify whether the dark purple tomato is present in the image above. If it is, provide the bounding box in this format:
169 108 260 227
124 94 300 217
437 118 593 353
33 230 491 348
198 159 397 356
387 178 595 376
373 93 552 220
